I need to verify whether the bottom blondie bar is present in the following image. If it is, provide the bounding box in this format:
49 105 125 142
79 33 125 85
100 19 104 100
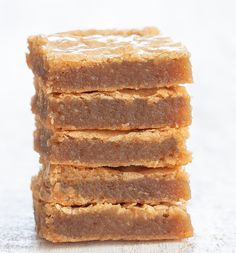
33 199 193 242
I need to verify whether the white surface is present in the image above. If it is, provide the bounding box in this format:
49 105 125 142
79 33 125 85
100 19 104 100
0 0 236 252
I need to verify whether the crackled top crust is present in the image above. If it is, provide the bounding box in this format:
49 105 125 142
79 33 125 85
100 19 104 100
28 28 188 65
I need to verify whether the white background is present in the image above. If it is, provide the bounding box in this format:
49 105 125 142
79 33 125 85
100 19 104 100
0 0 236 252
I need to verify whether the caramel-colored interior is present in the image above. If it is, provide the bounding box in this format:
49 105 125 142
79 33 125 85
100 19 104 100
28 58 192 93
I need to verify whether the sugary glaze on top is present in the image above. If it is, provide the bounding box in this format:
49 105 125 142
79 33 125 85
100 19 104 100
30 27 189 63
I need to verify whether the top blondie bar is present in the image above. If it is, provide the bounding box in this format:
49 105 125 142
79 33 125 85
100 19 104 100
27 27 192 93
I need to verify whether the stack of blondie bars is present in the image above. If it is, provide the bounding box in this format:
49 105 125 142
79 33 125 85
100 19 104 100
27 27 193 242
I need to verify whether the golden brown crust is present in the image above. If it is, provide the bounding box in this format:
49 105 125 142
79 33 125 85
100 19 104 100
33 199 193 242
31 164 191 205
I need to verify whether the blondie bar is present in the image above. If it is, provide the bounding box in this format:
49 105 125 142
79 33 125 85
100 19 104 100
31 164 190 206
27 27 192 93
33 199 193 242
33 81 191 130
34 127 191 168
